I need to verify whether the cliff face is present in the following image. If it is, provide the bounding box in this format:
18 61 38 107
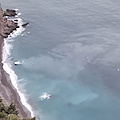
0 5 3 20
0 5 18 38
0 5 3 35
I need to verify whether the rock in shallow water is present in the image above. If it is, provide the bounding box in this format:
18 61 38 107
3 9 17 17
22 22 29 27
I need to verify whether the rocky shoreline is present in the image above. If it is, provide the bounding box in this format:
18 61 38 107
0 7 18 38
0 4 32 119
0 6 29 38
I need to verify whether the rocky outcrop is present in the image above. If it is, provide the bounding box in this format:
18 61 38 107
0 19 18 38
3 9 17 17
0 7 18 38
0 5 29 38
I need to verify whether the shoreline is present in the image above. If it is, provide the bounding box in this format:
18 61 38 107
0 5 33 119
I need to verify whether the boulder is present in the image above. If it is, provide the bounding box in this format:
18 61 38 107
22 22 29 27
3 9 17 17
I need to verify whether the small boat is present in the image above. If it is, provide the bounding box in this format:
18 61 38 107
39 93 52 100
14 61 22 65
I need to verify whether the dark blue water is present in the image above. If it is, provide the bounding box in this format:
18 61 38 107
2 0 120 120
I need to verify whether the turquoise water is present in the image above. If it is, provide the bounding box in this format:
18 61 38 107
2 0 120 120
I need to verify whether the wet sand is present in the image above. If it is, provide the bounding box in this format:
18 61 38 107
0 36 31 118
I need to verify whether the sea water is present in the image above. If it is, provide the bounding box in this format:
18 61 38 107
1 0 120 120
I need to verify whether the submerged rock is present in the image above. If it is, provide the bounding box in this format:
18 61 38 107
22 22 29 27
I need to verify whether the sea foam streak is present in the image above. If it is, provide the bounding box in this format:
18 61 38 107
2 17 34 117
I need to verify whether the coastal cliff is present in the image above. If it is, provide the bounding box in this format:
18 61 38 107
0 3 35 120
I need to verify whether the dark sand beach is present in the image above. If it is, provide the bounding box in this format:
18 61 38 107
0 6 31 119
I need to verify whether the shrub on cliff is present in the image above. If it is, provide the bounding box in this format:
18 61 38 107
0 111 7 118
0 102 5 112
0 97 5 112
5 101 19 115
0 97 36 120
23 117 36 120
6 114 19 120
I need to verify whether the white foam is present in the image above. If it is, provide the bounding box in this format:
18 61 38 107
14 9 19 11
15 13 22 18
39 93 52 101
2 16 34 117
14 61 23 65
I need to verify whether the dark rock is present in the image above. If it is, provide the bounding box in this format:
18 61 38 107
22 22 29 27
3 18 7 21
0 32 8 38
6 9 16 13
16 26 19 28
3 9 17 17
14 19 18 22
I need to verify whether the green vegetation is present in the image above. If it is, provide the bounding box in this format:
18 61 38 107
0 97 35 120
